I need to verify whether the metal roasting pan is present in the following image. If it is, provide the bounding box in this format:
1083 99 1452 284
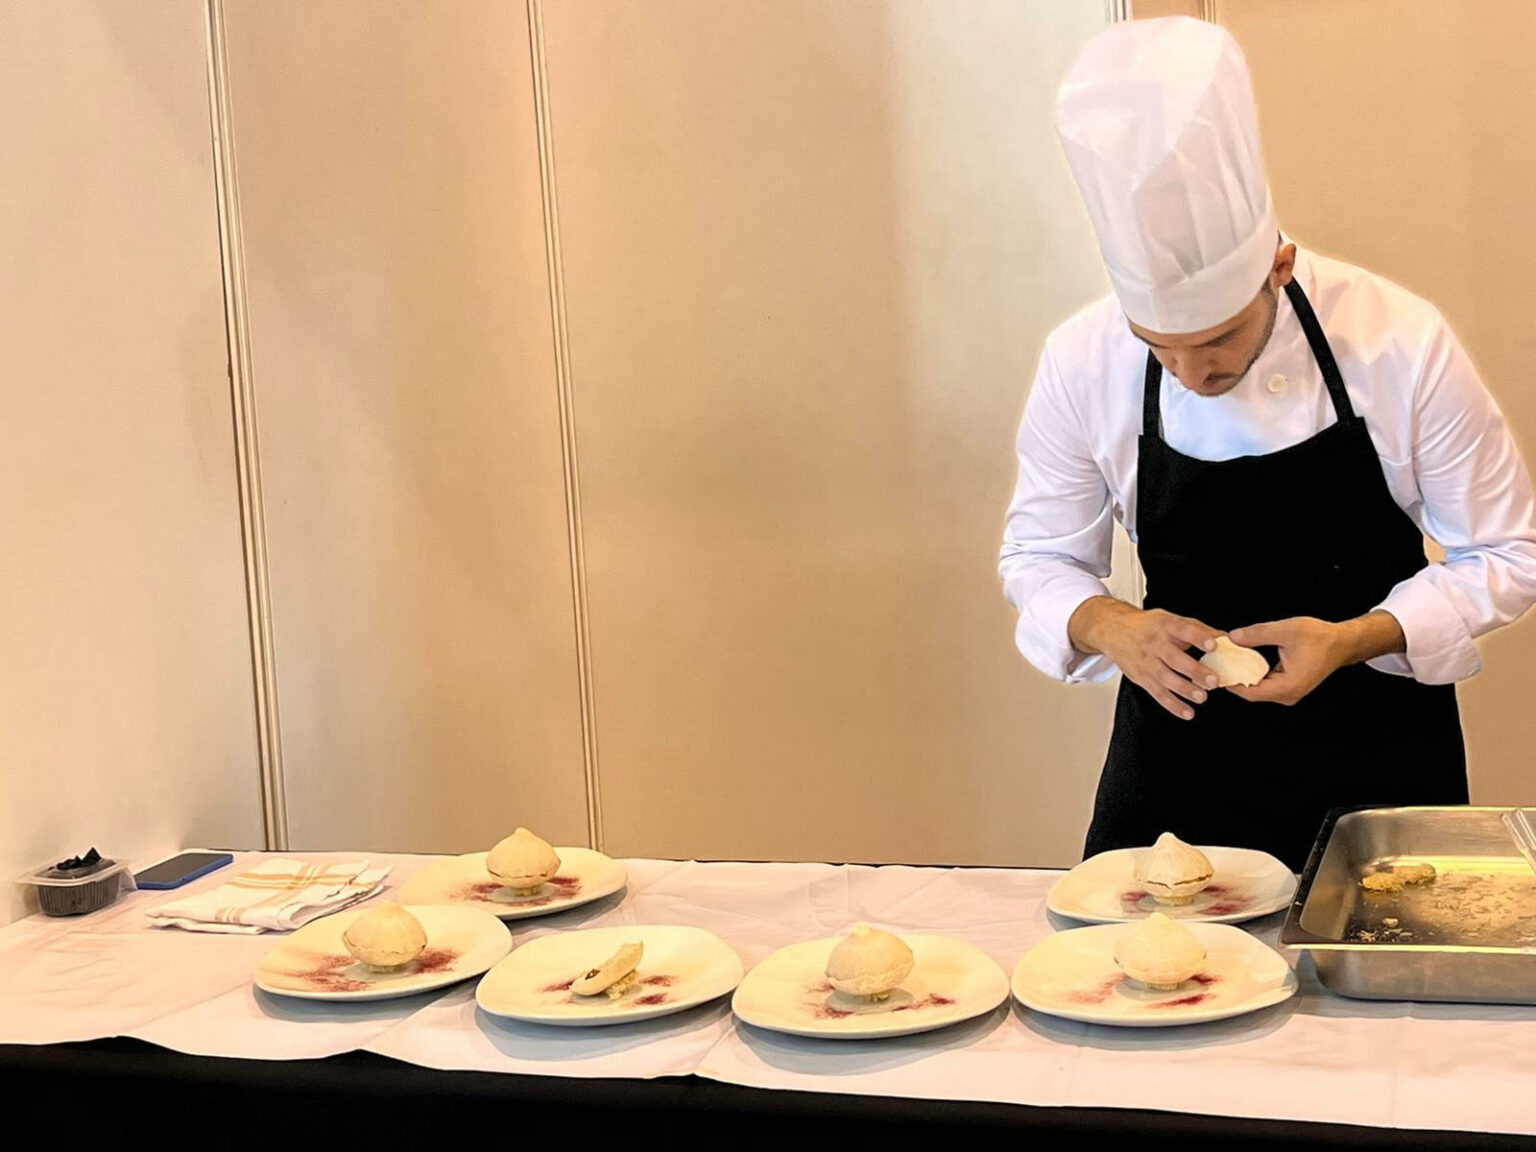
1280 806 1536 1003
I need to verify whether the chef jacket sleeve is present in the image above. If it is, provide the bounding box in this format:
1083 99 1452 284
999 337 1119 683
1369 314 1536 683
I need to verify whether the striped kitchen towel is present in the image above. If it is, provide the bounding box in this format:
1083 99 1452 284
145 858 392 933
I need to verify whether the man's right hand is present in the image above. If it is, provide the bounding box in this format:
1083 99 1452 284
1067 596 1222 720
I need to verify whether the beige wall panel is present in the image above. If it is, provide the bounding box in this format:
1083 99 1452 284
0 1 262 921
544 1 1114 865
1132 1 1205 18
223 2 588 851
1219 0 1536 804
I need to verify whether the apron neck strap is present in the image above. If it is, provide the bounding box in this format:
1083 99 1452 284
1143 348 1162 436
1283 278 1357 421
1141 277 1357 435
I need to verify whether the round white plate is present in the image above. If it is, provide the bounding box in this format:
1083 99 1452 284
731 933 1008 1040
1046 845 1296 924
1013 921 1297 1027
477 924 743 1026
255 903 510 1002
397 848 626 920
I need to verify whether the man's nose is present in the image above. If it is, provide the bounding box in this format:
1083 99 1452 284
1166 352 1209 391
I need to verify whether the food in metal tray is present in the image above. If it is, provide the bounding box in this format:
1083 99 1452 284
1359 860 1437 893
486 827 562 892
1200 636 1269 687
1282 808 1536 1004
1134 831 1215 904
571 940 644 999
1112 911 1207 990
1394 861 1437 885
342 901 428 972
825 923 915 1002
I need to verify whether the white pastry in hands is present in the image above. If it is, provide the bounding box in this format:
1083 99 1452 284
1135 831 1215 905
1113 912 1206 990
342 902 428 972
1200 636 1269 687
571 941 644 999
486 827 561 892
825 923 915 1002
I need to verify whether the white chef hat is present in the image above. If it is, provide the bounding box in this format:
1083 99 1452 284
1054 17 1277 334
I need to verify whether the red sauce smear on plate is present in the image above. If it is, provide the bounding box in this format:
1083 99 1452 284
412 947 460 975
290 954 370 993
892 993 956 1012
1068 973 1127 1005
458 875 583 906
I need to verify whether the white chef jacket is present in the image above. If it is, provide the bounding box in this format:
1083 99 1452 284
999 244 1536 686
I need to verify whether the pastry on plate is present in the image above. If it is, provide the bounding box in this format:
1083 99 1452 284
342 902 428 972
486 827 561 892
1113 912 1206 990
1135 832 1215 905
825 923 915 1002
571 941 644 999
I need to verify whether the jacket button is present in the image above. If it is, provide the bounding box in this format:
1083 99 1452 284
1267 374 1286 394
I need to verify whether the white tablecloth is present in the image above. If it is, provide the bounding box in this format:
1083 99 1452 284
3 851 1533 1137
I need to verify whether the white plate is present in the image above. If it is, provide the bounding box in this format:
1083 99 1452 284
397 848 626 920
1013 921 1298 1027
731 933 1009 1040
476 924 743 1026
1047 845 1296 924
255 903 510 1002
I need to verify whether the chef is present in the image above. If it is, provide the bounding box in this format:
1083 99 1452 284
999 17 1536 870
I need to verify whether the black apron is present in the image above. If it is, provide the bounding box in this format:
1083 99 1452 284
1084 280 1468 872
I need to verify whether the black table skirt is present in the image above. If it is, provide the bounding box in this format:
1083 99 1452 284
4 1039 1533 1149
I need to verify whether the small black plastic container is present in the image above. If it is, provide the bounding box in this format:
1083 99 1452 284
19 853 129 916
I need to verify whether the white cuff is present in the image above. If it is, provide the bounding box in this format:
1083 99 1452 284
1011 574 1119 684
1371 574 1481 684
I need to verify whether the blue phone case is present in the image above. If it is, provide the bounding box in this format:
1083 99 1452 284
134 853 234 889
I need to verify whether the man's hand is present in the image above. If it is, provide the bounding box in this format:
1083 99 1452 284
1068 596 1222 721
1226 611 1406 706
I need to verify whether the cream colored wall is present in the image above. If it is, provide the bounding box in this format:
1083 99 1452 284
541 1 1116 865
1216 0 1536 805
221 1 590 852
1131 0 1204 17
0 1 262 921
9 1 1530 903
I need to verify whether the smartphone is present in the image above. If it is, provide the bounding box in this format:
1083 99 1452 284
134 851 234 890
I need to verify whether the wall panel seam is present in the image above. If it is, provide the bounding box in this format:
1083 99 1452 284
527 0 605 850
203 0 289 851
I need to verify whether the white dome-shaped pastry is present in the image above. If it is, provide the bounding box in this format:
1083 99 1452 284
486 827 561 891
1113 912 1206 990
1200 636 1269 687
1134 831 1215 904
825 923 915 1001
342 901 427 972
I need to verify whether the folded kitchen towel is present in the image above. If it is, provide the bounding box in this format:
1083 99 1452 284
145 858 392 934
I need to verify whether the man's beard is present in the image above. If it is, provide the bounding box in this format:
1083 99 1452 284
1182 282 1281 397
1226 283 1280 388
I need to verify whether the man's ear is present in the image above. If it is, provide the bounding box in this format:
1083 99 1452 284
1271 241 1298 289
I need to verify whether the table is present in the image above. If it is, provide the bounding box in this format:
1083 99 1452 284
4 852 1535 1145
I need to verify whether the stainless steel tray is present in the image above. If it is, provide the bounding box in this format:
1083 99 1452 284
1281 806 1536 1004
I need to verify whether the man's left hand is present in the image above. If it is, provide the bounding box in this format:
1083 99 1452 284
1224 616 1355 706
